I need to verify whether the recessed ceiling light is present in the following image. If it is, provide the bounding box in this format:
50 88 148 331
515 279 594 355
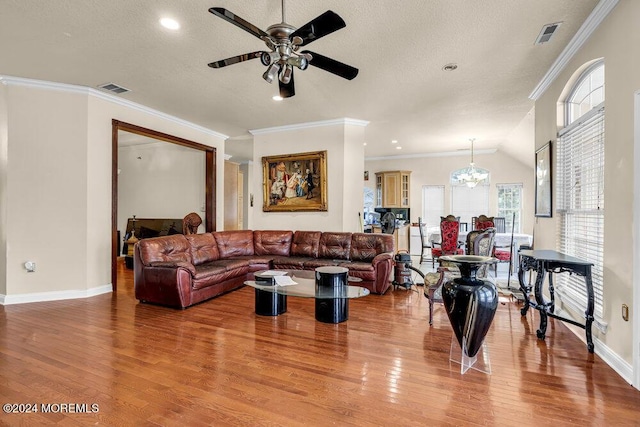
391 140 398 144
160 18 180 30
363 142 367 146
272 95 283 101
396 146 402 150
442 63 458 71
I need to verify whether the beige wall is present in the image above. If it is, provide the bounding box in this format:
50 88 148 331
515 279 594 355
117 142 206 236
0 81 226 301
534 0 638 363
250 121 365 232
365 150 535 233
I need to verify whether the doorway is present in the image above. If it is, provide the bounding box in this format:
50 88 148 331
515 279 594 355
111 120 216 291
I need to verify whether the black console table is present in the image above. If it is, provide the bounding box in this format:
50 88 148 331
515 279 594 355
517 249 595 353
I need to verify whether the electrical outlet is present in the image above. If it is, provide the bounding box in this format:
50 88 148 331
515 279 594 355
622 304 629 321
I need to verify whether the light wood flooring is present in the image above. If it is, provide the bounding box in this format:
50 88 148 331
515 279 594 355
0 259 638 426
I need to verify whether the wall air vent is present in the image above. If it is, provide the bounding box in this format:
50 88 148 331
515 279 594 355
535 22 562 45
98 82 130 94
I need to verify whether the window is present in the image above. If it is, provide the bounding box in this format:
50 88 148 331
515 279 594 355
451 185 489 228
450 170 490 228
566 62 604 126
421 185 444 229
497 184 522 233
556 61 605 322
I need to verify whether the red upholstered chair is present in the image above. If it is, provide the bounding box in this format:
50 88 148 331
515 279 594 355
473 214 511 274
430 215 464 267
474 214 495 231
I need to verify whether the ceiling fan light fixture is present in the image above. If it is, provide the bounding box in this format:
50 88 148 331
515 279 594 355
263 62 280 83
288 56 308 70
279 64 293 84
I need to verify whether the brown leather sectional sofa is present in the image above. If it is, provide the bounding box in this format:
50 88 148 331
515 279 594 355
134 230 395 308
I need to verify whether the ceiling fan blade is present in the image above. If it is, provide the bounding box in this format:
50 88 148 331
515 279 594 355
279 70 295 98
302 51 359 80
291 11 346 46
208 51 266 68
209 7 268 40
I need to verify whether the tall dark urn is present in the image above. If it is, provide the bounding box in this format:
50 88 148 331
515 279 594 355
440 255 498 358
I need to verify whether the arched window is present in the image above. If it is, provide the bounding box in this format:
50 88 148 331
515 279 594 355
556 60 605 323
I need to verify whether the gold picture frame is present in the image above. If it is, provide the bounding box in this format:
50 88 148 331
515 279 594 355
262 150 328 212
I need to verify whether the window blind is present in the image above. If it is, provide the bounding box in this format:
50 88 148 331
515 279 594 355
556 106 605 320
451 185 489 226
422 185 444 229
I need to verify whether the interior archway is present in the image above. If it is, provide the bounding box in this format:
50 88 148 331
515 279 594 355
111 120 216 291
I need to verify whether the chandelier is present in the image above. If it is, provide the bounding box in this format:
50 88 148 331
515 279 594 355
457 138 488 188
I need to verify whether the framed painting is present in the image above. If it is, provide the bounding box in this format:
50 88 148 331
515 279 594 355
263 150 328 212
535 141 552 217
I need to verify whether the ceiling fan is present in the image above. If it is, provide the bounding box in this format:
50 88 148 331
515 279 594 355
207 0 358 98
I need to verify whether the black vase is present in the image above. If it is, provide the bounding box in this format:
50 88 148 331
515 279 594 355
441 255 498 358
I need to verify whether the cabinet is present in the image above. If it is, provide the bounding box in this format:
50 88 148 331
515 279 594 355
372 224 409 252
375 171 411 208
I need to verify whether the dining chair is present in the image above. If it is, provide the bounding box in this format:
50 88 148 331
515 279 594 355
430 215 464 268
417 217 431 264
492 215 514 277
423 227 496 325
474 214 495 230
493 217 506 233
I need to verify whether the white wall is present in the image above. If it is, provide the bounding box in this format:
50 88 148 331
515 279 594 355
117 141 206 237
365 150 535 234
0 79 226 302
250 120 366 232
534 0 637 371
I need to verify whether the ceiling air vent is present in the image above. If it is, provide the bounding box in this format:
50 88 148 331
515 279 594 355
535 22 562 45
98 82 130 94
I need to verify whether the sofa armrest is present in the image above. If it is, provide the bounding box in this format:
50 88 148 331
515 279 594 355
371 252 393 266
148 261 196 276
134 265 193 308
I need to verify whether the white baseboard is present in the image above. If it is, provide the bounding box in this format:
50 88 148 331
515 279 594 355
0 285 113 305
555 306 635 387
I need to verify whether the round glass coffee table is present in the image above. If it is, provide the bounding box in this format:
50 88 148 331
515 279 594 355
245 268 369 323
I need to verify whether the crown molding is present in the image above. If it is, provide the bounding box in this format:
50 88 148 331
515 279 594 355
365 148 497 162
249 118 369 135
0 75 229 140
529 0 619 100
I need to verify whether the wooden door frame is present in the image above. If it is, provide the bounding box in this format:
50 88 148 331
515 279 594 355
111 120 216 291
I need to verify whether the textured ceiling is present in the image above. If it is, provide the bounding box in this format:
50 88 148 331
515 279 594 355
0 0 599 163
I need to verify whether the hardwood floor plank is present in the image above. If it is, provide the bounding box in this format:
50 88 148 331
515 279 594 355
0 260 638 426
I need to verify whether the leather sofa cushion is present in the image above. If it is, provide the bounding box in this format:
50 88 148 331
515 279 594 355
303 259 339 269
272 256 313 269
228 255 275 265
214 230 254 258
186 233 219 265
339 261 376 281
350 233 394 261
318 232 352 260
254 230 293 256
291 231 321 258
192 263 249 289
138 235 192 265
